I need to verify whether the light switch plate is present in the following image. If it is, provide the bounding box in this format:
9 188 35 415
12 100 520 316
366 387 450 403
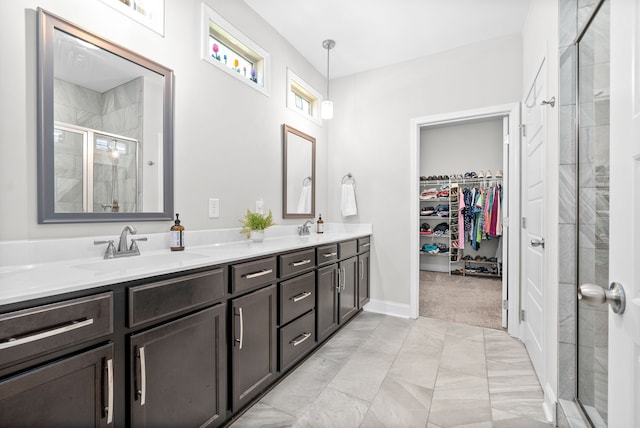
209 198 220 218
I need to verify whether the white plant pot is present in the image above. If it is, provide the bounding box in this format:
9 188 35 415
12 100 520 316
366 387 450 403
250 230 265 242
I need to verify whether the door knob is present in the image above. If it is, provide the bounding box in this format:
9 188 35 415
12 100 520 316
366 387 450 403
530 238 545 248
578 282 626 314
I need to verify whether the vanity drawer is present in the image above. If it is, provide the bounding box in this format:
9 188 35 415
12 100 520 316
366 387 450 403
279 271 315 325
231 257 277 294
279 248 316 279
338 240 357 259
0 292 113 368
358 236 371 252
128 268 226 328
279 310 315 371
316 244 338 266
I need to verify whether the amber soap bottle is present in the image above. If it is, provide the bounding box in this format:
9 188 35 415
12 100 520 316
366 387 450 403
170 213 185 251
317 214 324 234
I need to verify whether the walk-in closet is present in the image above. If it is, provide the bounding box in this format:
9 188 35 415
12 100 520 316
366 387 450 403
418 117 508 330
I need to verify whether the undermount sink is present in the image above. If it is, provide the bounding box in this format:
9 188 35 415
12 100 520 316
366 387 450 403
74 252 207 273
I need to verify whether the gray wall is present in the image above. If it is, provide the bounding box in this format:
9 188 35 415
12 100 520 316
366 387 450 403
0 0 328 240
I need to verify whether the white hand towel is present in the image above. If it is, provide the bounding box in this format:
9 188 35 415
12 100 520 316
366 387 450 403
341 183 358 217
297 183 312 213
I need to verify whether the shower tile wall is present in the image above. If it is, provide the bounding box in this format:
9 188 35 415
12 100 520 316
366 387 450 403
53 78 143 212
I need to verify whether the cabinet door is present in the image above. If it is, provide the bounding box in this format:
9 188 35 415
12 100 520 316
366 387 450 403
0 343 114 427
130 304 227 428
339 257 359 324
316 264 339 343
358 252 371 308
231 284 276 412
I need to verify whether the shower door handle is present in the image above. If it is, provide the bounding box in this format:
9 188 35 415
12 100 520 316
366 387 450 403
530 238 545 248
578 282 626 314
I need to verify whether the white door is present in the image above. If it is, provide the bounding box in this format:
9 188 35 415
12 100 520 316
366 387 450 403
521 59 547 382
606 1 640 425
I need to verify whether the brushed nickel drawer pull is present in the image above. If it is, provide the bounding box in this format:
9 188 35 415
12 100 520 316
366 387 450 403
292 291 312 302
0 318 94 350
290 332 311 347
361 243 371 247
139 346 147 406
359 260 364 279
106 358 114 424
244 269 273 279
292 259 312 267
237 307 244 350
323 252 337 258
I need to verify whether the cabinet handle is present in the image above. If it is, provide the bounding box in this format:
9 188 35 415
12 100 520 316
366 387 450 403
323 252 337 258
106 358 114 424
336 268 341 292
360 260 365 279
139 346 147 406
292 291 312 302
244 269 273 279
0 318 94 350
341 267 346 291
290 332 311 347
236 307 244 350
361 243 371 248
291 259 311 267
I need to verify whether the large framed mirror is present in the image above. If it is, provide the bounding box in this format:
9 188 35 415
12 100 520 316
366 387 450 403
282 125 315 219
37 8 174 223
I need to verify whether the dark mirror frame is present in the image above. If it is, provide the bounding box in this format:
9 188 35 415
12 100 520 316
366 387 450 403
37 8 174 223
282 124 316 219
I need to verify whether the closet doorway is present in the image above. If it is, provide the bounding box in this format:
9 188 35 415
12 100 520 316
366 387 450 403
409 104 520 336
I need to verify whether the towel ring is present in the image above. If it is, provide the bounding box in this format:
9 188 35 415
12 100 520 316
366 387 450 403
342 173 356 189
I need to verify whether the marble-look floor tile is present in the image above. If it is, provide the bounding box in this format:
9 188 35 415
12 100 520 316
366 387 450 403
359 316 412 355
360 376 432 428
445 321 485 342
432 367 489 401
261 356 342 418
427 397 492 427
388 349 441 389
328 349 395 402
439 336 487 378
293 387 369 428
492 408 551 428
232 402 297 428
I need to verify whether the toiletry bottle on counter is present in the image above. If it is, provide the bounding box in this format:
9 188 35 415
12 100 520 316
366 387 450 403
317 214 324 234
170 214 185 251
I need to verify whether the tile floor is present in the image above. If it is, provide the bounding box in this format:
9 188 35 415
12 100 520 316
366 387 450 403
231 312 551 427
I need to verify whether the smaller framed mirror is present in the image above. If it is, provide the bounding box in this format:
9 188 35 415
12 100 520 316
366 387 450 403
282 125 315 219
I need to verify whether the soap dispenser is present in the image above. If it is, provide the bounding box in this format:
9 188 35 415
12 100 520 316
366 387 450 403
317 214 324 234
170 214 185 251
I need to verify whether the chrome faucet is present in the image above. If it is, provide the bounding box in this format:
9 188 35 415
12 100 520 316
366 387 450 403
298 220 314 236
94 225 147 259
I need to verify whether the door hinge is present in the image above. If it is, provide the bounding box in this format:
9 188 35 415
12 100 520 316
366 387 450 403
502 299 509 310
521 124 527 137
522 217 527 229
520 309 526 322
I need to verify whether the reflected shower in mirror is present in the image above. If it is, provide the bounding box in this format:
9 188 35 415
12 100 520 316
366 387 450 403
282 124 315 218
37 8 174 223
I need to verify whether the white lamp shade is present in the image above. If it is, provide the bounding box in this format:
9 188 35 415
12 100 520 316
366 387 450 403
321 100 334 120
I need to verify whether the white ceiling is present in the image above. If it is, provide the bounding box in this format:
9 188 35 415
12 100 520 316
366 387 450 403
243 0 532 79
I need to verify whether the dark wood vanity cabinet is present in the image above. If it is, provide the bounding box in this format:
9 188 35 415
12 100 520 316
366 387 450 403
0 343 114 428
338 256 359 324
358 237 371 308
231 283 277 412
316 263 340 343
129 304 227 428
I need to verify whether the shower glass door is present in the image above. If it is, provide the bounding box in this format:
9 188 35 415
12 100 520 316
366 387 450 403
576 1 609 426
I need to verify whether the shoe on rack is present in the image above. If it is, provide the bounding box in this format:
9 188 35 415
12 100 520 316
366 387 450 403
496 170 503 178
486 170 492 178
478 170 484 178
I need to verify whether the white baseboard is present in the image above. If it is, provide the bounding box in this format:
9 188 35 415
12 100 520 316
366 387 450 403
364 299 411 318
542 382 557 425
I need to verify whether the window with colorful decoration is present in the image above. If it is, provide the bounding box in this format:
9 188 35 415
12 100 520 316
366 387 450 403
201 3 270 96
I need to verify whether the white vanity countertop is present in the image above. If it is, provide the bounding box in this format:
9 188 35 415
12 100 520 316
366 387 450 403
0 224 371 307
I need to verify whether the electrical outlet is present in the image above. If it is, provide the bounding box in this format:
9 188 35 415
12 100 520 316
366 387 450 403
255 198 264 214
208 198 220 218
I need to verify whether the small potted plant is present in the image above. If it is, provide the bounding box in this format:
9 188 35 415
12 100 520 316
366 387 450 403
240 209 275 242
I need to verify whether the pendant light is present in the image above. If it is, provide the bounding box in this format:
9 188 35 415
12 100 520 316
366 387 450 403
321 39 335 120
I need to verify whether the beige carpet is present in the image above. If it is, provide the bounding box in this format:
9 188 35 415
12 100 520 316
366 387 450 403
419 270 503 330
